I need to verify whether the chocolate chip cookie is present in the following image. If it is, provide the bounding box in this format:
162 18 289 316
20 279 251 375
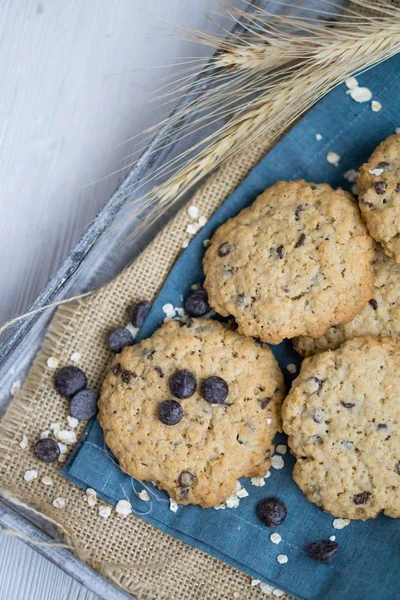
294 246 400 356
203 180 374 344
358 133 400 262
282 336 400 519
98 318 285 508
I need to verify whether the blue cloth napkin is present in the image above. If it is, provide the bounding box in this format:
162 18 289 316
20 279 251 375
63 54 400 600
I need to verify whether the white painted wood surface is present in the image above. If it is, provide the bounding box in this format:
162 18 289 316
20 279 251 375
0 1 238 598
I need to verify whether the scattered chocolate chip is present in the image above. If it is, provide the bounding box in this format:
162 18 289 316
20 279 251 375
307 540 338 564
121 370 133 384
158 400 183 426
312 408 324 424
169 370 197 399
34 438 60 463
276 245 285 259
201 376 229 404
54 366 87 398
256 497 287 527
295 233 306 248
374 182 387 195
218 242 231 257
353 491 371 505
70 388 99 420
260 398 271 409
377 423 387 430
396 462 400 475
375 161 390 170
178 471 195 488
111 363 121 376
155 366 164 378
295 204 306 220
369 299 378 310
359 198 373 208
184 289 210 317
340 401 355 409
108 328 134 353
129 300 151 328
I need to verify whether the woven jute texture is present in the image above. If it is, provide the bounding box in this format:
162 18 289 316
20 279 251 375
0 129 292 600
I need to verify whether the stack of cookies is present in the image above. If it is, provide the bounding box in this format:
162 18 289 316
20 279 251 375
98 133 400 520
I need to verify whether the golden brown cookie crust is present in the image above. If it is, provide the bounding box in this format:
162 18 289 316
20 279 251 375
98 318 285 508
358 133 400 262
203 180 374 344
294 246 400 357
282 336 400 520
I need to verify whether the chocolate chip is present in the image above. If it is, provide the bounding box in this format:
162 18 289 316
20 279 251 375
108 328 134 353
396 462 400 475
307 540 338 564
169 370 197 399
144 349 155 359
218 242 231 257
369 299 378 310
340 401 355 409
295 233 306 248
178 471 195 488
375 161 390 170
158 400 183 426
260 398 271 409
54 366 87 398
276 245 285 259
359 198 374 208
34 438 60 463
312 408 324 424
201 376 229 404
155 366 164 378
256 497 287 527
295 204 306 220
129 300 151 328
353 491 371 505
184 289 210 317
121 370 133 384
377 423 387 430
70 388 99 420
374 182 387 195
111 363 121 376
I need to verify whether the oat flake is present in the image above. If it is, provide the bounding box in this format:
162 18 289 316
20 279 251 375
53 497 66 509
286 363 297 374
41 476 53 486
67 416 79 429
181 239 189 249
345 77 358 90
395 127 400 134
251 579 261 587
260 582 274 595
369 168 384 176
58 454 67 463
250 476 265 487
333 517 350 529
315 133 322 141
56 430 77 445
270 533 281 544
271 455 284 470
187 205 199 219
330 535 336 541
139 490 150 502
10 380 21 395
351 183 360 196
343 169 359 182
46 356 59 369
277 554 288 564
326 152 341 167
349 86 373 103
371 100 382 112
115 499 132 517
24 469 38 482
169 498 179 512
276 444 287 455
273 590 284 597
19 435 29 450
99 505 112 519
70 351 81 363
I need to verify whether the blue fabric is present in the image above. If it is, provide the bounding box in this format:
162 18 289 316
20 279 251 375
63 54 400 600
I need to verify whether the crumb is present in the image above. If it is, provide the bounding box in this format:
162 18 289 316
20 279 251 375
162 303 174 315
19 435 29 450
67 416 79 429
237 526 240 531
236 487 249 499
55 430 77 445
315 133 322 141
345 77 358 90
10 380 21 395
24 469 38 482
70 351 81 363
329 535 336 541
203 239 211 248
182 239 189 249
277 554 288 564
326 152 341 167
41 476 53 486
286 363 297 374
348 87 372 103
99 505 112 519
369 167 384 176
251 476 265 487
371 100 382 112
169 498 179 512
270 533 281 544
115 499 132 517
333 517 350 529
53 497 66 509
187 205 199 219
343 169 359 182
125 323 140 338
260 582 274 595
198 216 207 227
351 183 360 195
139 490 150 502
276 444 287 455
271 455 284 470
46 356 59 369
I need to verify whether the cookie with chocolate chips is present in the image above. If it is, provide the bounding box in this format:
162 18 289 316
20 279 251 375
358 133 400 262
203 180 374 344
294 246 400 356
282 336 400 519
98 318 284 508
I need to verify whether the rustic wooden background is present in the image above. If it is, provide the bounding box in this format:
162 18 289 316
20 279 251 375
0 0 237 597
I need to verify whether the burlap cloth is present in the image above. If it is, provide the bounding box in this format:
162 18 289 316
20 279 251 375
0 3 393 597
